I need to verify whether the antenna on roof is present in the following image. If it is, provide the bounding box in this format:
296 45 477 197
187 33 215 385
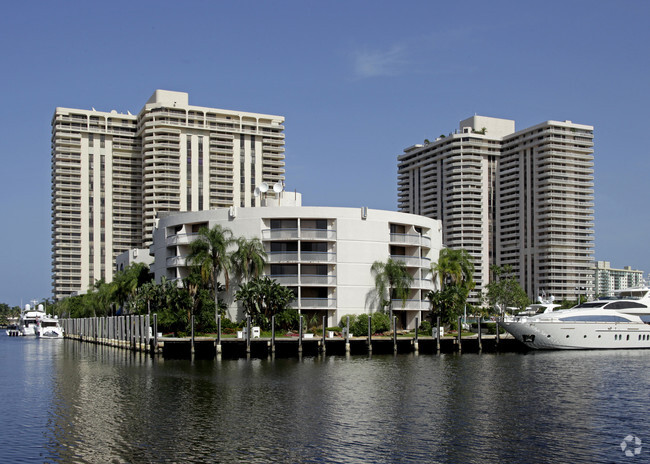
273 181 284 193
259 182 268 193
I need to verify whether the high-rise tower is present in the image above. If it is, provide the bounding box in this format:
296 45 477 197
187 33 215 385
51 90 285 299
398 115 594 302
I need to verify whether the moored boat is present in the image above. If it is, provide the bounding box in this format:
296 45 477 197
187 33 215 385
18 304 47 336
499 285 650 349
36 314 64 339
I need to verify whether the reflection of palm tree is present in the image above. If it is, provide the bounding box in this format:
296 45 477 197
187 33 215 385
371 258 413 322
187 225 234 323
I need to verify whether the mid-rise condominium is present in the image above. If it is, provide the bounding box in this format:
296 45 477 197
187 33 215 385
594 261 644 297
398 115 594 302
51 90 285 300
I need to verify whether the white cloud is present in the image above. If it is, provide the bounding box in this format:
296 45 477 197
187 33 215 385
352 45 407 79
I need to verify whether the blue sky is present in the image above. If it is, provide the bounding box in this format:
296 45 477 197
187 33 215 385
0 1 648 306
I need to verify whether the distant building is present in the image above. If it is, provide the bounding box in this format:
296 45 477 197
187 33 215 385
51 90 285 299
594 261 644 297
398 115 594 302
150 194 442 329
115 249 154 274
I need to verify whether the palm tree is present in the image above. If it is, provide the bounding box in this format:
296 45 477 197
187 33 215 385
113 263 151 314
232 236 267 283
187 224 234 323
235 276 294 330
429 248 475 326
431 248 475 291
371 258 414 322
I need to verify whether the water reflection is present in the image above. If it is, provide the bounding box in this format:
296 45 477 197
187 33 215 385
1 334 648 463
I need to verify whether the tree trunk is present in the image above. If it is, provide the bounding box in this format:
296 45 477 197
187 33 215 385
214 273 219 324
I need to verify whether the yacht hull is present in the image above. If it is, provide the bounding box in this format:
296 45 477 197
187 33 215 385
500 320 650 350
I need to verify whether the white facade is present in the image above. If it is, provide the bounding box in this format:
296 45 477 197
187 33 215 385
151 203 443 329
594 261 644 297
51 90 285 300
398 115 595 302
116 249 155 273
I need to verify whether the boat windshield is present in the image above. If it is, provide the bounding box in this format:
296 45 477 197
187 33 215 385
575 302 607 309
615 289 648 299
603 301 648 310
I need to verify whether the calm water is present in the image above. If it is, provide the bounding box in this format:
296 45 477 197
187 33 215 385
1 333 648 463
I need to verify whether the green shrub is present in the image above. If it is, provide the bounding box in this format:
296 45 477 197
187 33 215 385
371 312 391 334
276 308 299 331
485 322 505 335
351 314 370 336
419 320 432 333
219 318 238 330
341 312 391 337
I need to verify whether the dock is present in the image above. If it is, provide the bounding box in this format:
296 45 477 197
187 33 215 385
60 314 526 359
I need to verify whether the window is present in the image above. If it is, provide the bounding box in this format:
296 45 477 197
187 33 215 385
271 264 297 275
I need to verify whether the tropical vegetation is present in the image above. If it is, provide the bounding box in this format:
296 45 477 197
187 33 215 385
235 276 295 330
427 248 475 326
44 224 298 335
484 265 529 314
371 258 414 321
339 312 392 337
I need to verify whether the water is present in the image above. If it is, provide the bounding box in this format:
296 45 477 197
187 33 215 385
1 333 647 463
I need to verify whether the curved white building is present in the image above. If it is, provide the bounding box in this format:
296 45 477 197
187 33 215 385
151 198 442 329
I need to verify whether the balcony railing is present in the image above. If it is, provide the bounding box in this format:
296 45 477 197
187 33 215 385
166 233 199 246
390 299 430 310
300 229 337 240
262 228 299 240
300 275 337 285
292 298 337 309
268 251 299 262
413 278 434 290
262 228 336 241
390 233 431 247
300 252 336 263
166 256 187 267
269 275 299 286
390 255 431 267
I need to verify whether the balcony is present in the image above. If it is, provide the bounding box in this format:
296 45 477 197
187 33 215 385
166 233 199 246
300 252 336 263
413 278 434 290
300 275 337 286
390 255 431 267
269 275 299 286
268 251 299 262
262 228 299 240
300 229 336 240
166 256 187 267
390 233 431 247
391 299 430 310
293 298 337 309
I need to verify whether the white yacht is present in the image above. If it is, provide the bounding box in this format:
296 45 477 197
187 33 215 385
499 285 650 350
18 304 47 336
36 315 64 339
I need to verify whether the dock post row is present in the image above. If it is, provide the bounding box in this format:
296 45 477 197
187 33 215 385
60 314 520 358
